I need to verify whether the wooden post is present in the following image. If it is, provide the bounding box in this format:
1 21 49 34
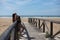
30 18 32 23
17 16 21 40
36 19 37 27
29 18 31 23
33 18 34 24
28 18 29 23
43 21 45 32
50 22 53 37
38 19 40 29
32 18 33 23
31 18 32 23
32 18 34 24
28 18 30 23
34 19 35 24
29 18 30 23
32 18 33 24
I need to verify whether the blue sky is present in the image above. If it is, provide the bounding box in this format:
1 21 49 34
0 0 60 16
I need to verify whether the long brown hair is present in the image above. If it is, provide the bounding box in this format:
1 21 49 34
17 16 21 24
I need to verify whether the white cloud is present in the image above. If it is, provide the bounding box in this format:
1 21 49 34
39 8 60 13
40 0 60 6
0 0 60 15
0 0 32 11
15 0 32 5
42 2 54 6
25 8 60 15
0 0 32 5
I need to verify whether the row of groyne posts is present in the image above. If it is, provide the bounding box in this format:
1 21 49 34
0 14 22 40
28 18 60 38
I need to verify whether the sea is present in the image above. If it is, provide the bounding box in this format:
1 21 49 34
0 15 60 18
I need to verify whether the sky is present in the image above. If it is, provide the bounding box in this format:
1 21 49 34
0 0 60 16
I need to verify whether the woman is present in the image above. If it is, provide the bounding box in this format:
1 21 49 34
17 16 25 37
12 13 19 40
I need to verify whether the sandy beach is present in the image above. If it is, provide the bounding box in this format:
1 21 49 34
0 17 12 36
0 17 60 36
0 17 28 36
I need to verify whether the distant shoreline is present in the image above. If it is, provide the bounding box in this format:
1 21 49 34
0 17 60 18
0 15 60 18
0 15 60 17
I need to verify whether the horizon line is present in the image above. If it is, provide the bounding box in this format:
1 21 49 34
0 15 60 17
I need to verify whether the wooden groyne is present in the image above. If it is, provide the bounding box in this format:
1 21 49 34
0 15 60 40
28 18 60 38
